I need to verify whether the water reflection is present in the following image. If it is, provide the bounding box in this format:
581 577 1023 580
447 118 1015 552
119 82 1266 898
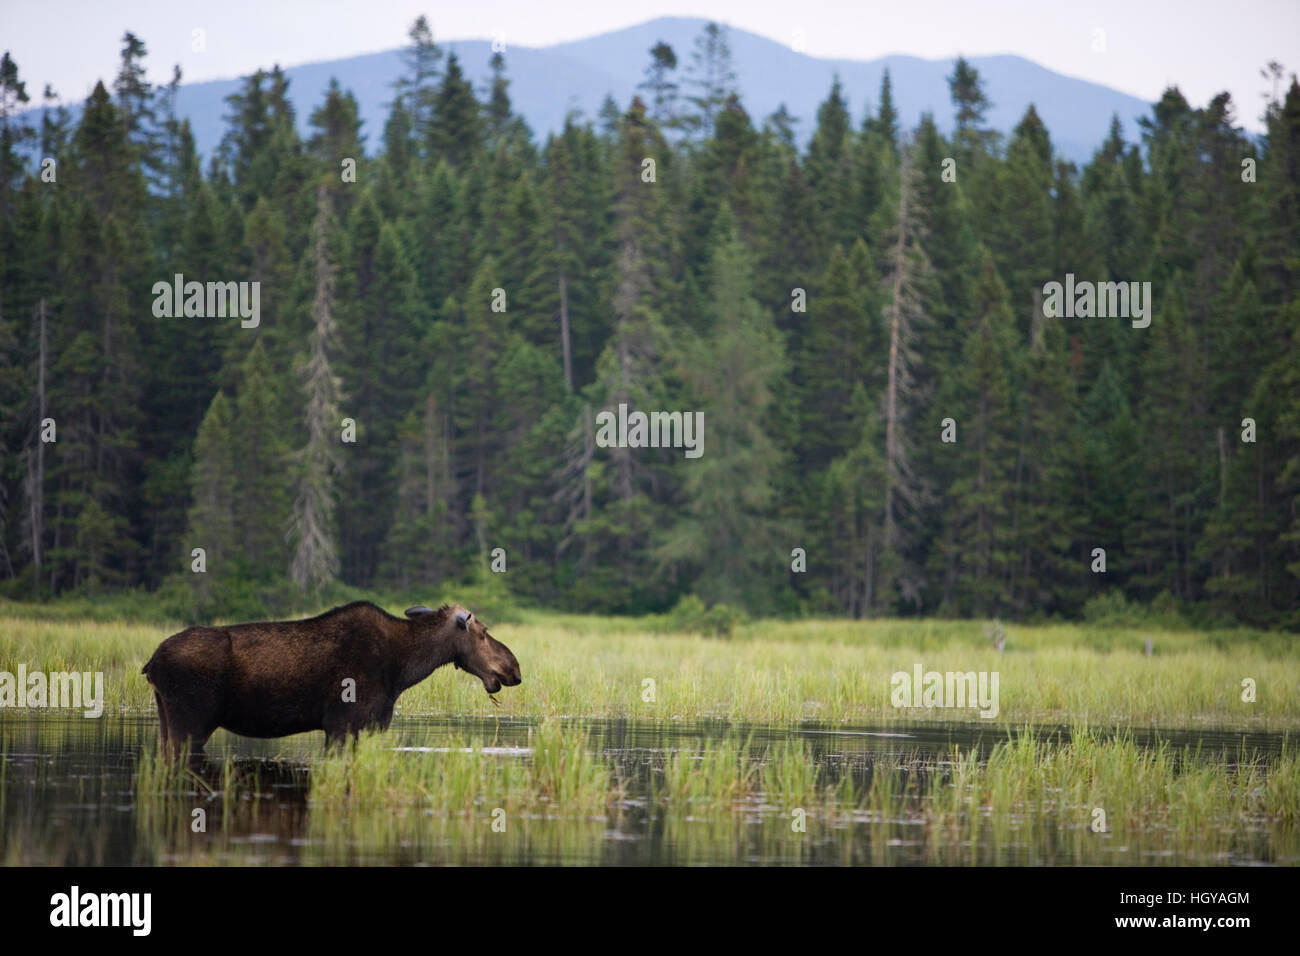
1 715 1294 866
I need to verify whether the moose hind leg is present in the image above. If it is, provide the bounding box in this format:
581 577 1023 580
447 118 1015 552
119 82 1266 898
160 696 217 758
153 690 171 751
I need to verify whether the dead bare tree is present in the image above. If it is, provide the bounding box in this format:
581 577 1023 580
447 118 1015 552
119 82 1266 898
878 138 935 606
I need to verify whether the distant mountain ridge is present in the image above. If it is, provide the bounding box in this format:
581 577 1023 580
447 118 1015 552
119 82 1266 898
24 16 1154 165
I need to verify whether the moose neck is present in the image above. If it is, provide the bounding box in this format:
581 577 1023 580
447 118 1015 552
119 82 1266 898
396 620 458 691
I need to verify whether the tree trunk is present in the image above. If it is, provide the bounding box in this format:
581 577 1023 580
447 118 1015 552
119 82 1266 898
559 272 573 391
884 170 906 549
30 299 48 584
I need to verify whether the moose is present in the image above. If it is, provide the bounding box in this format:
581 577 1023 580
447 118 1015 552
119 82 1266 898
142 601 521 755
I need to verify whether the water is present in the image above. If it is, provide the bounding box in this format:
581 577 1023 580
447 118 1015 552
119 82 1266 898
1 715 1293 866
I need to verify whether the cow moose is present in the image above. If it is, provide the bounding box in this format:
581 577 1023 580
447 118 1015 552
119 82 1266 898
142 601 521 755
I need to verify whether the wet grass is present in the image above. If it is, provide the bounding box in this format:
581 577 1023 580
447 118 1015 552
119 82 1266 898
309 719 610 814
294 723 1299 864
302 723 1297 833
1 610 1297 728
910 727 1300 864
4 711 1296 865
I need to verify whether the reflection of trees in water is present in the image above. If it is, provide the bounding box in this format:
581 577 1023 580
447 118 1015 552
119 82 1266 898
5 716 1298 866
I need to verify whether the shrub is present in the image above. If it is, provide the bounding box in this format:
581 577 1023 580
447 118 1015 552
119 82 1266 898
661 594 747 637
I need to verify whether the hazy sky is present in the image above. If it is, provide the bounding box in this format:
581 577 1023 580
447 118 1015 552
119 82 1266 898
4 0 1297 131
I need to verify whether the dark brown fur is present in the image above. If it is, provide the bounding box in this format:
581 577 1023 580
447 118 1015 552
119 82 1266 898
142 602 520 754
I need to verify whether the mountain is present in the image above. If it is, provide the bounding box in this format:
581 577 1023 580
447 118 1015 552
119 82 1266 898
545 17 1151 161
23 16 1154 164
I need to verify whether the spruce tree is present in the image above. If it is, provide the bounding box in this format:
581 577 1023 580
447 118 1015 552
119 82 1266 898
656 220 787 609
288 186 343 593
682 22 737 138
428 53 483 168
639 42 680 129
933 250 1019 616
184 391 239 603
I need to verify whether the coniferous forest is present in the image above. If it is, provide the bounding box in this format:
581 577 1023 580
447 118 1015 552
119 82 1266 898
1 20 1298 629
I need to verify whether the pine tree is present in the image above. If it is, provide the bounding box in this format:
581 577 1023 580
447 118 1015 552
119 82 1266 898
379 392 460 590
12 299 48 591
639 42 680 129
867 69 898 151
112 32 160 179
394 15 443 150
573 101 680 609
184 391 238 602
233 339 291 581
933 250 1019 616
1218 78 1300 624
0 52 33 228
911 114 979 370
819 400 887 617
542 126 610 389
483 51 533 156
449 258 510 501
1011 297 1084 616
308 79 364 216
984 106 1056 334
1078 361 1142 599
805 77 858 248
429 53 483 168
414 161 468 314
656 220 788 609
852 114 895 255
289 186 343 593
682 22 736 138
232 197 293 379
1131 279 1212 601
336 199 423 584
684 94 760 298
763 158 821 333
0 54 33 584
220 69 302 208
948 56 994 158
796 242 881 470
491 336 569 600
139 177 227 581
42 82 149 591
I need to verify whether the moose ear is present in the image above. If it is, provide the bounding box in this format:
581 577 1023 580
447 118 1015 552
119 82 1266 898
404 606 435 619
455 611 472 629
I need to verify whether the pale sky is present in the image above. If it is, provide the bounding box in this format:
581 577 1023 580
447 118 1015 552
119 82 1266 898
3 0 1296 131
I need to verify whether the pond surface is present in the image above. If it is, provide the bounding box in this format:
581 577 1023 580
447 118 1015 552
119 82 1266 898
1 715 1293 866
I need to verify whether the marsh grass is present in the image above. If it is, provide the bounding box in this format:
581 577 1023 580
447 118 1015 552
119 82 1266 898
658 736 756 809
3 611 1297 728
299 723 617 860
762 739 837 808
309 719 609 816
302 724 1299 864
905 726 1300 863
8 711 1292 865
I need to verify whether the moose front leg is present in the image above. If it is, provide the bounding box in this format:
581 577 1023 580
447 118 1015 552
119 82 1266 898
322 686 396 749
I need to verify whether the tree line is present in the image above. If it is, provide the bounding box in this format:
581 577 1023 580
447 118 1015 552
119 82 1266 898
1 20 1298 628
